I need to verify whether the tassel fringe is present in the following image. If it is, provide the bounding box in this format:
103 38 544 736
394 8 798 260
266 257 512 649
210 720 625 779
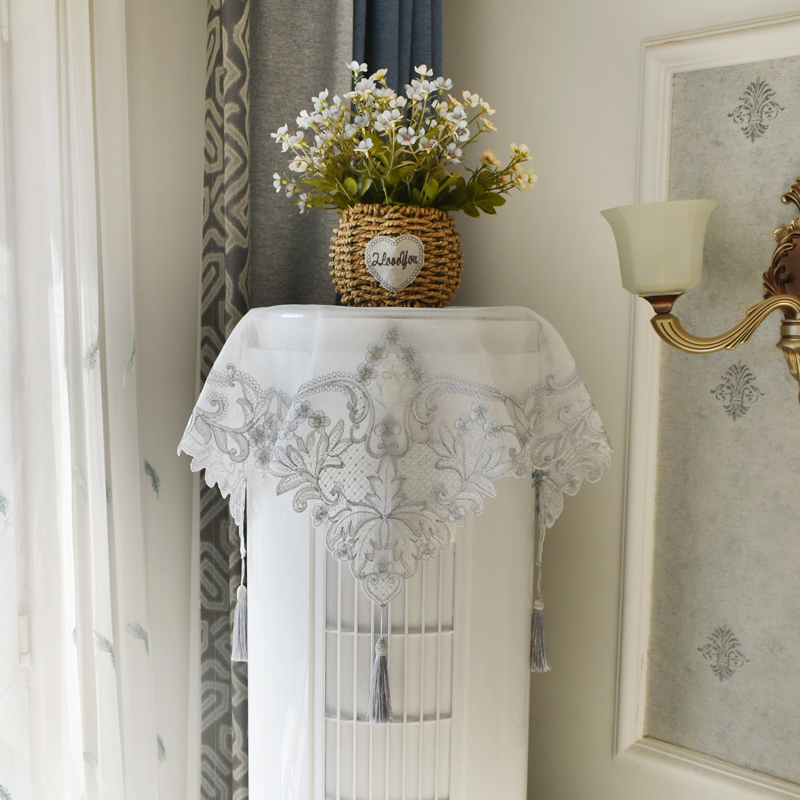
368 636 392 723
530 597 550 673
231 584 248 662
369 604 392 723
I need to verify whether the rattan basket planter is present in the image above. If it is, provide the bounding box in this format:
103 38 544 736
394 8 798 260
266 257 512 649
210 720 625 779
330 204 463 307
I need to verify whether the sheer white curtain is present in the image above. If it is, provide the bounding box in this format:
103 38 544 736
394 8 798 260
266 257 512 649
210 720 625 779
0 0 161 798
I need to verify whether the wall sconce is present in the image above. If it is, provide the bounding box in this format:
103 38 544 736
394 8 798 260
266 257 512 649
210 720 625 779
602 180 800 401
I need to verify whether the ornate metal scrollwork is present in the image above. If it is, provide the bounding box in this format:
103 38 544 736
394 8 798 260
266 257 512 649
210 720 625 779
645 179 800 403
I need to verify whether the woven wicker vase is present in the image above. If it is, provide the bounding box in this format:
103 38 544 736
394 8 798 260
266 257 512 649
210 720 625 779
330 204 463 307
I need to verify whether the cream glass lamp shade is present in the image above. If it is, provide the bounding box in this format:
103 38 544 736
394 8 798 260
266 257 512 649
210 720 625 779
601 199 717 295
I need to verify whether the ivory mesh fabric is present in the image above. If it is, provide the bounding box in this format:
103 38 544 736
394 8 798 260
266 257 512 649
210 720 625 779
179 306 611 603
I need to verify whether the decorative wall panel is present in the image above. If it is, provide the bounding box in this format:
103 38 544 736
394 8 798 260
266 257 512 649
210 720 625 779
644 55 800 784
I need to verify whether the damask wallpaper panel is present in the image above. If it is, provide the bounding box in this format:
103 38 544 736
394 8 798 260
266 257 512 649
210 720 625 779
644 55 800 784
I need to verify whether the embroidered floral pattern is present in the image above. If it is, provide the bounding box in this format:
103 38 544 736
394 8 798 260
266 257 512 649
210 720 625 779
179 325 611 604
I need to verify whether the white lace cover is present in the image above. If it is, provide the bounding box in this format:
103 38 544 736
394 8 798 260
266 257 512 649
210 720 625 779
178 306 611 605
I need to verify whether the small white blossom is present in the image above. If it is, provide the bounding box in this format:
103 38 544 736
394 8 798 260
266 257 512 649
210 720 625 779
273 172 282 192
311 89 329 109
370 68 388 81
296 109 311 128
480 100 496 115
396 126 417 145
446 142 462 161
481 148 501 166
287 131 304 146
355 137 373 152
480 116 497 132
436 77 453 90
510 142 530 157
414 64 434 77
297 192 308 212
462 90 480 107
270 123 288 140
353 114 369 127
289 158 308 173
347 60 368 74
354 78 376 95
448 105 468 123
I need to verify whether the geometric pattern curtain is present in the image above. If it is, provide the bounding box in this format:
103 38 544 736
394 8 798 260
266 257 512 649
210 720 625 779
200 2 250 799
197 1 441 796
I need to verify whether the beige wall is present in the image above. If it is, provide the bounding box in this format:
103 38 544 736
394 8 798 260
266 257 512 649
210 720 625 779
443 1 800 799
125 0 205 796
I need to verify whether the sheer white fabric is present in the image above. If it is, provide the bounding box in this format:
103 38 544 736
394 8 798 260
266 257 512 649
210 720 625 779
0 0 160 798
179 305 612 605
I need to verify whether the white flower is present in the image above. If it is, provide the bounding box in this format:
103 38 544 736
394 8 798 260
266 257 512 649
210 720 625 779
480 116 497 132
353 114 369 127
311 88 329 109
297 192 308 212
481 148 501 166
331 94 341 106
405 81 424 101
370 68 388 81
390 95 407 109
415 64 434 77
447 105 468 123
396 126 417 145
436 77 453 90
510 142 530 157
355 137 373 152
480 100 496 115
418 136 437 151
515 168 538 190
373 86 395 99
344 123 358 138
446 142 462 161
296 109 311 128
354 78 376 95
287 131 304 146
289 158 308 172
270 123 288 141
462 90 480 107
347 60 368 74
456 125 470 142
273 172 282 192
284 182 297 196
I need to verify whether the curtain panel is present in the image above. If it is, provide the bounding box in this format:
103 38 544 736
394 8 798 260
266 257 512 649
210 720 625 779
197 1 441 796
0 0 161 798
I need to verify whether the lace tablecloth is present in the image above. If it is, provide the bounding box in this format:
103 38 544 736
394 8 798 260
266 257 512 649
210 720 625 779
178 305 611 605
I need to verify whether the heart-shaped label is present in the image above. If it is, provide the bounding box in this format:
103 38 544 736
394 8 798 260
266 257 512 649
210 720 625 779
364 234 424 292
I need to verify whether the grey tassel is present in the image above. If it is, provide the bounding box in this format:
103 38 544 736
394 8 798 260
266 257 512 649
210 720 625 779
231 584 248 662
531 473 551 673
530 596 550 673
368 605 392 723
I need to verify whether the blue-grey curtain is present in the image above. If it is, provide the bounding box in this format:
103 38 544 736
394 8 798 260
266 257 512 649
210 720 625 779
353 0 443 92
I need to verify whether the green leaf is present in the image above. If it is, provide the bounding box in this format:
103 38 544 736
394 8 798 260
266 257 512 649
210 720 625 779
470 183 485 200
485 193 506 206
424 177 440 203
462 204 480 218
343 177 358 196
410 187 423 205
398 164 416 182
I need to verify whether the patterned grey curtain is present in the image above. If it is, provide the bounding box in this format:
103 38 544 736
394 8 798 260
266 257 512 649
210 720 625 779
197 0 442 796
353 0 443 93
200 1 250 799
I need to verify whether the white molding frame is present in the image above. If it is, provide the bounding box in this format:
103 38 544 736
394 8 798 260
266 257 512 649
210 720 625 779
615 12 800 798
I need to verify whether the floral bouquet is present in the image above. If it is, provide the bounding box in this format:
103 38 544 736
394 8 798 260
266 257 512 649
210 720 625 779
271 62 537 217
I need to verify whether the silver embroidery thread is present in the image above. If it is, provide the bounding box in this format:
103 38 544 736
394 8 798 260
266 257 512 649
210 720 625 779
179 325 611 604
